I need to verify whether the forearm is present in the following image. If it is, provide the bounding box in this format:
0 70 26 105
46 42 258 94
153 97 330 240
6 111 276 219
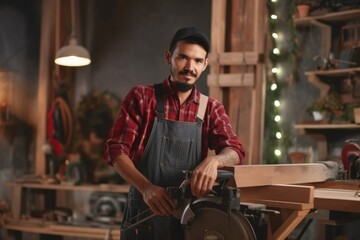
215 147 241 168
112 154 151 195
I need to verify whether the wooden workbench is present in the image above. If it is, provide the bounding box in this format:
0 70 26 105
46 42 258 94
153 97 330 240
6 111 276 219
226 163 360 240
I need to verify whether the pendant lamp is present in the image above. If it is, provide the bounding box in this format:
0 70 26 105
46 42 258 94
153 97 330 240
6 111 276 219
54 0 91 67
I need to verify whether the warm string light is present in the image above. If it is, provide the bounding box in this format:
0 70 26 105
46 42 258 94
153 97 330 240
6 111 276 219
264 0 295 163
265 0 285 162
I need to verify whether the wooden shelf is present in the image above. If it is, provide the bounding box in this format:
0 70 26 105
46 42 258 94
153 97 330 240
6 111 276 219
4 220 121 239
294 123 360 130
294 124 360 160
294 9 360 27
3 182 130 239
4 181 130 193
304 68 360 98
305 67 360 78
314 188 360 213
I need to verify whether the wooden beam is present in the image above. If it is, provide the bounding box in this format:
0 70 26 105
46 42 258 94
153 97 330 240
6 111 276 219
208 73 255 87
314 188 360 213
208 52 261 66
273 209 311 240
225 162 339 188
35 0 55 175
241 184 314 240
241 184 314 210
208 0 227 102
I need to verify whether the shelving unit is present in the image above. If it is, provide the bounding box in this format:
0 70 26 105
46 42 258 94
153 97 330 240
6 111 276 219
3 182 130 240
294 8 360 27
294 8 360 161
305 68 360 98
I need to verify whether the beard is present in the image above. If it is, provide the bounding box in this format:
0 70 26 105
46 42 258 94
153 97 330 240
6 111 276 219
174 81 194 92
170 68 198 92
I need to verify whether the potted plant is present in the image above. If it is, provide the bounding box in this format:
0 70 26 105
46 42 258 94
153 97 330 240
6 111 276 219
343 102 360 123
306 92 344 122
295 0 312 18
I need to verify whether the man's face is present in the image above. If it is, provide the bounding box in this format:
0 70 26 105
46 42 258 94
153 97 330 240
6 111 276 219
165 41 208 90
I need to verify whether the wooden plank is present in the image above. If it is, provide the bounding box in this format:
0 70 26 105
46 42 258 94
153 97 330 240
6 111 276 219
305 67 360 77
207 73 255 87
35 0 55 175
241 184 314 240
225 162 339 188
4 222 121 239
208 52 260 65
294 124 360 129
314 188 360 213
310 180 360 190
208 0 227 102
250 0 266 165
294 9 360 26
11 184 22 219
241 184 314 206
4 182 130 193
273 209 311 240
225 0 266 165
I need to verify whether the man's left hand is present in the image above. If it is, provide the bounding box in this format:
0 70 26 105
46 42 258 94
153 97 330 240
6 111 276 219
190 156 219 197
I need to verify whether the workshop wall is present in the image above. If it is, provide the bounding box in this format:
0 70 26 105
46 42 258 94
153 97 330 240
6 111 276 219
0 0 40 195
74 0 211 104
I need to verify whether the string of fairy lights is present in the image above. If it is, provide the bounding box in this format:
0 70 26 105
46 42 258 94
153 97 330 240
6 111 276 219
264 0 295 163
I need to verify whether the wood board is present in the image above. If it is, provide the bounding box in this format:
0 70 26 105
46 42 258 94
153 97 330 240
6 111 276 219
225 162 339 188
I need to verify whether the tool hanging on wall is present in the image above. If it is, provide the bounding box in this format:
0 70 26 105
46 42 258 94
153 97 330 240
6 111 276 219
46 76 74 177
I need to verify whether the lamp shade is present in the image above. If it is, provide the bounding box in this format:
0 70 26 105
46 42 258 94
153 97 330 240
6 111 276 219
55 38 91 67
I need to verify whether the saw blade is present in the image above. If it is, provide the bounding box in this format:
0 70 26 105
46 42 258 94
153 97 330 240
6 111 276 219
184 207 256 240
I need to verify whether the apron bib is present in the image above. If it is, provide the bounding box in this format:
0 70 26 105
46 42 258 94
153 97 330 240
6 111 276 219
120 83 208 240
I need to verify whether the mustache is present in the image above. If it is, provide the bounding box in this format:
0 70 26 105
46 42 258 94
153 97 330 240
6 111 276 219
179 69 197 78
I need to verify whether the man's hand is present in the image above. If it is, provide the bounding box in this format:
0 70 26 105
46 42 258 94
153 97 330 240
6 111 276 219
191 156 219 197
142 184 176 216
191 148 240 197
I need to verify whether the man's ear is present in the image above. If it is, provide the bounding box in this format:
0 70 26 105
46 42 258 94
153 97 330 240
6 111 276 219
164 50 171 64
203 58 209 71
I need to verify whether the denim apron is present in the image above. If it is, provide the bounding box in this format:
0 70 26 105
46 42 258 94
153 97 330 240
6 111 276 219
120 83 208 240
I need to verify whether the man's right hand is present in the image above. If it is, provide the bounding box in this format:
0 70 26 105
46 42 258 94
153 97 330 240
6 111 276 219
142 184 176 216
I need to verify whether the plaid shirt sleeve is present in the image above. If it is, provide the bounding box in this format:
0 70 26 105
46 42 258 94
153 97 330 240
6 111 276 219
203 97 246 164
103 85 156 165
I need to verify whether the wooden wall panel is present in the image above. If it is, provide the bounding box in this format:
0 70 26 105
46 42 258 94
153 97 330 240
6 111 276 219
209 0 266 164
209 0 227 102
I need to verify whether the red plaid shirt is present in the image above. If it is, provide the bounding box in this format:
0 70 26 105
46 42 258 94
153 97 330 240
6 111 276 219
104 77 245 166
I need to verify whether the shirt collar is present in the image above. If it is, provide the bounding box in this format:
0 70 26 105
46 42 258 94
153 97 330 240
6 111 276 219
162 77 201 104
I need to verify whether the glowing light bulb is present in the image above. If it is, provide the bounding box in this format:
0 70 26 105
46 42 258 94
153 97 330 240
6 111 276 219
275 149 281 156
273 48 280 54
271 83 277 90
272 33 279 39
272 67 278 73
271 15 278 20
276 132 282 139
274 100 280 107
274 115 281 122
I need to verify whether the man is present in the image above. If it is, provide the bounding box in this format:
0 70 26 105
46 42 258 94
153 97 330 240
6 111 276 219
104 26 245 240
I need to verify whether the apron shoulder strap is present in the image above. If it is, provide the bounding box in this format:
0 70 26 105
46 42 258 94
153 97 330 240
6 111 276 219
154 83 164 119
155 83 208 122
196 94 209 123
